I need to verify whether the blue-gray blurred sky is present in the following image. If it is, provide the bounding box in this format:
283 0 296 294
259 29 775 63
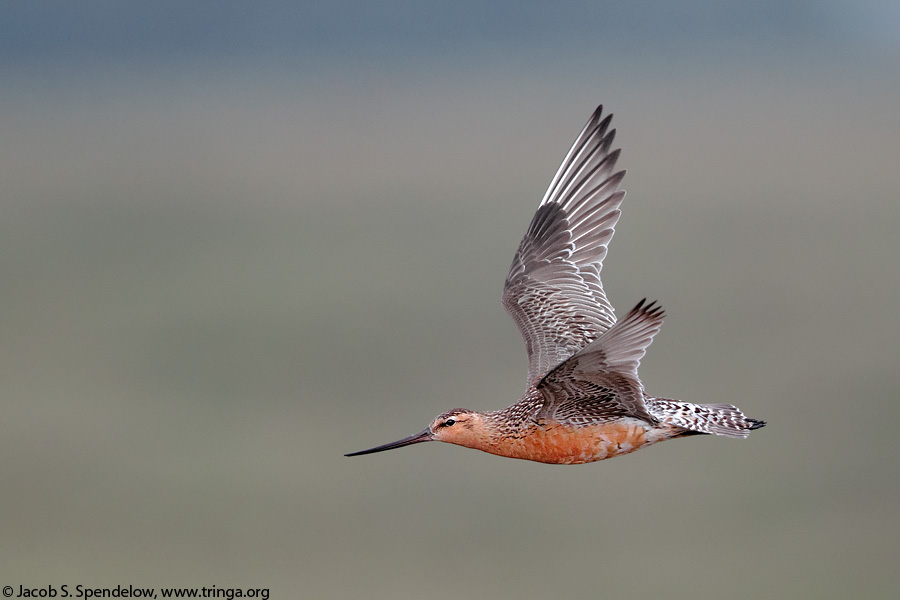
3 1 899 67
2 3 899 599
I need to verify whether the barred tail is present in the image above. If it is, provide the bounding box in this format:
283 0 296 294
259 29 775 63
647 398 766 439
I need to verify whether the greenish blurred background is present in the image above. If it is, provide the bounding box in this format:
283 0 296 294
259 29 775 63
2 2 899 598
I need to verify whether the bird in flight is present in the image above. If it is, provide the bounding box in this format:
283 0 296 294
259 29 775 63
346 105 765 464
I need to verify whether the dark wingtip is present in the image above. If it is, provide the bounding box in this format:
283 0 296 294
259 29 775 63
748 419 767 430
628 298 665 319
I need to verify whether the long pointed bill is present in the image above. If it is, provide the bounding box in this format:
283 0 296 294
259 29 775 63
345 429 434 457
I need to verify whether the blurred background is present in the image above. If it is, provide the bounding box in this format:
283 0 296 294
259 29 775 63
2 2 899 598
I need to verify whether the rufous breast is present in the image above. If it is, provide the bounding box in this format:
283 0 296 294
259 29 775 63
485 419 655 465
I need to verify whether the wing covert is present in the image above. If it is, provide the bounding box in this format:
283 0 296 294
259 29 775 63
534 299 666 426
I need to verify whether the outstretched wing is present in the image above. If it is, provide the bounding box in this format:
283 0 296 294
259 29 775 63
536 300 665 425
502 106 626 384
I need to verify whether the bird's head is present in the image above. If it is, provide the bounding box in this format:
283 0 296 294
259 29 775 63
345 408 487 456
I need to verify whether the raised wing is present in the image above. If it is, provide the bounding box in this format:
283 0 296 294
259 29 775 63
535 300 665 425
502 106 626 384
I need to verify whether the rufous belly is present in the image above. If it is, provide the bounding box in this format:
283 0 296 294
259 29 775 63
484 420 658 464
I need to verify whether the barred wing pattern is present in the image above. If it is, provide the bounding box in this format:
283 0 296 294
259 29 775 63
536 300 666 425
502 106 626 385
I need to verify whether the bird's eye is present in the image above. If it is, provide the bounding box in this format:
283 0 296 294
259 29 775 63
443 418 456 427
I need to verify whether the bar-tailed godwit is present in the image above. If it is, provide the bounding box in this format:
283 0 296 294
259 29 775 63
346 106 765 464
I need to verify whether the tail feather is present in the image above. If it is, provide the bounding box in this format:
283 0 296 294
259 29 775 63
647 398 766 439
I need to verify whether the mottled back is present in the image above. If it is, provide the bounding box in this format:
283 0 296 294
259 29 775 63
535 299 666 425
